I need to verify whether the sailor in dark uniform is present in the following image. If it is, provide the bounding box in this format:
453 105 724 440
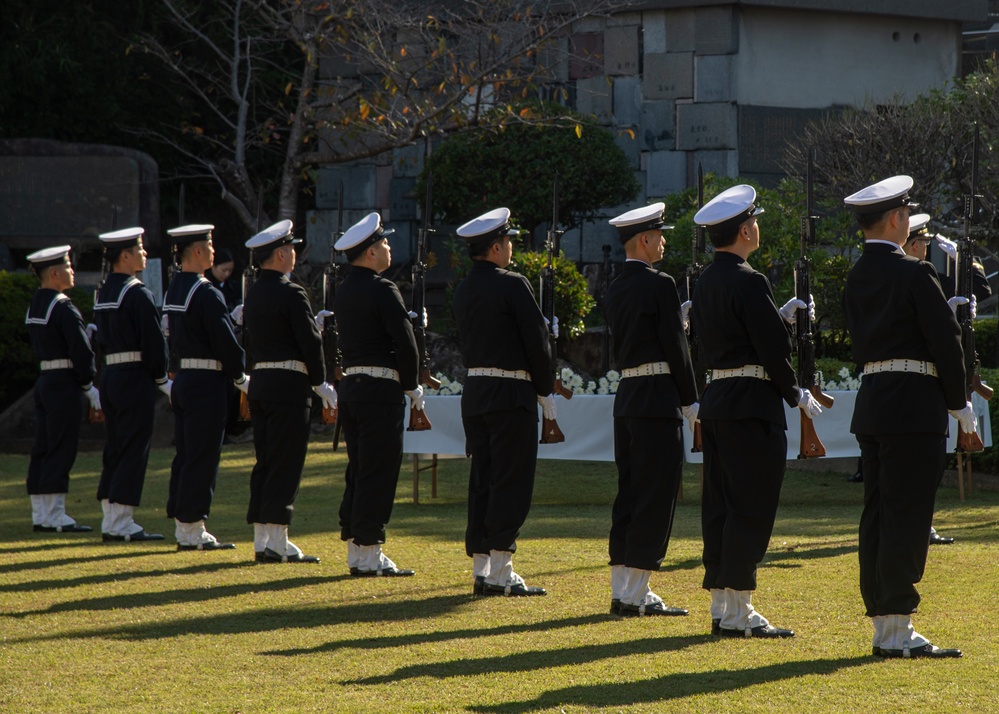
24 245 98 533
451 208 554 597
690 185 822 638
333 212 422 576
93 227 170 542
603 203 699 617
243 220 334 564
163 224 249 551
843 176 972 659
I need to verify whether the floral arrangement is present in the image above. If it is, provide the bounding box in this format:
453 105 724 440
423 365 861 396
423 368 621 396
821 366 861 392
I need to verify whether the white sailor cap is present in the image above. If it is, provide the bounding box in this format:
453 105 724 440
906 213 931 240
844 176 919 215
246 220 299 250
694 185 765 233
456 207 518 245
26 245 72 270
167 223 215 245
99 227 144 248
334 212 395 255
608 203 672 242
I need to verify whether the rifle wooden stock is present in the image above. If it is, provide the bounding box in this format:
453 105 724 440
798 413 826 459
408 405 432 431
88 407 105 424
540 416 565 444
811 385 835 408
958 425 985 453
332 418 343 451
320 365 343 425
239 391 251 421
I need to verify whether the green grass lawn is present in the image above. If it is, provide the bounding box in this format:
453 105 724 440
0 439 996 713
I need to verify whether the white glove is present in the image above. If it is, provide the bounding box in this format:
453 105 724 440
230 304 244 326
405 385 426 411
934 234 957 260
680 301 692 331
407 309 428 328
160 313 170 337
947 295 969 316
234 374 250 394
314 309 333 330
85 385 101 411
544 316 560 339
797 388 822 419
949 401 978 434
85 323 97 342
312 381 337 411
779 296 815 325
537 394 557 420
681 402 699 433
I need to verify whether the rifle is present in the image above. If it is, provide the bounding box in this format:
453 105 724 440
88 207 117 424
685 164 706 452
539 173 572 444
795 149 834 458
956 123 992 453
408 173 439 432
322 180 345 430
238 248 256 422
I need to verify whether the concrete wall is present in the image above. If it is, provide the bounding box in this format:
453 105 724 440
735 8 960 108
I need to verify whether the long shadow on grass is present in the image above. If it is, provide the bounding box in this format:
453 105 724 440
12 594 470 643
0 560 254 600
759 541 857 569
470 655 873 713
0 546 169 576
266 613 610 656
4 571 350 618
345 633 712 685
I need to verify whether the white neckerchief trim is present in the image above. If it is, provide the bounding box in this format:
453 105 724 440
865 239 905 255
25 293 70 326
94 277 142 311
163 276 210 313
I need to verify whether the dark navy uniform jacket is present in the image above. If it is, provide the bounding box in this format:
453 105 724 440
451 261 554 418
244 270 325 406
26 289 96 388
690 251 799 427
333 265 419 404
604 260 698 419
94 274 168 385
845 242 966 436
163 273 244 378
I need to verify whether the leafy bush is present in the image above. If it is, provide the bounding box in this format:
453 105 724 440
0 272 94 412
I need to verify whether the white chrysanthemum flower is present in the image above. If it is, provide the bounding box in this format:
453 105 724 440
606 370 620 382
599 377 609 389
560 367 573 382
597 386 609 395
838 367 850 379
569 375 584 390
451 382 463 394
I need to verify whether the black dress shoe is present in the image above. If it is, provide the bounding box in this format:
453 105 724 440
261 548 320 563
352 565 415 577
255 551 268 563
34 523 92 533
847 471 864 483
719 624 794 638
177 541 236 551
712 618 721 635
481 581 546 596
929 531 955 545
103 530 164 542
610 598 621 615
875 643 962 658
619 601 688 617
473 575 486 595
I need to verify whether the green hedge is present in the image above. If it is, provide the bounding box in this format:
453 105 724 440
0 272 93 412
